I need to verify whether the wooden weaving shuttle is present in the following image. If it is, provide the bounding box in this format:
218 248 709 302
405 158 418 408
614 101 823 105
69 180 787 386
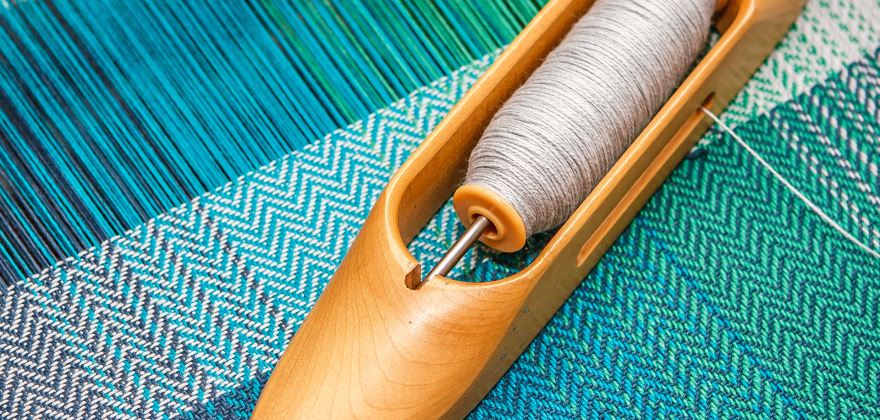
250 0 805 418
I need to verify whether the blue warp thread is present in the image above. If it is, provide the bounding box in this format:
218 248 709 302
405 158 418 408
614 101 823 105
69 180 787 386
0 0 547 284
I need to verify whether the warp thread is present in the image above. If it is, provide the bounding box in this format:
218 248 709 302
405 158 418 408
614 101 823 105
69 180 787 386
464 0 716 236
0 0 549 284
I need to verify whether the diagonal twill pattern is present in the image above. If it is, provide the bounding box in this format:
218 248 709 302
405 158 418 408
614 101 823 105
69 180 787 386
3 9 880 419
467 48 880 418
178 47 880 419
0 54 495 420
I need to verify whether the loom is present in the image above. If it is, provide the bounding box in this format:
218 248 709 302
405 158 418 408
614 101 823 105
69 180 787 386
250 0 806 419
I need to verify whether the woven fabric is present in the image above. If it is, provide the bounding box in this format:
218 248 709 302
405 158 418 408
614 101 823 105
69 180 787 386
2 0 880 419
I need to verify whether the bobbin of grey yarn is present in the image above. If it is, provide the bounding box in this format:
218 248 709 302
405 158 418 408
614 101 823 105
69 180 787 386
454 0 716 252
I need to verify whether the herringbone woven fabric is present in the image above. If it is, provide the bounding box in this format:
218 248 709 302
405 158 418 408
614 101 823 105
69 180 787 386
2 1 880 419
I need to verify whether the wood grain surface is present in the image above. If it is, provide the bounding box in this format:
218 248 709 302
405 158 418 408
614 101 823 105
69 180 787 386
250 0 806 418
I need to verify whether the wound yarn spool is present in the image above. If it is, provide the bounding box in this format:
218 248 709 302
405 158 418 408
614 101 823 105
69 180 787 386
458 0 716 250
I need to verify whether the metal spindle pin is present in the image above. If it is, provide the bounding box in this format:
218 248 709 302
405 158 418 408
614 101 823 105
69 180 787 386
422 215 492 283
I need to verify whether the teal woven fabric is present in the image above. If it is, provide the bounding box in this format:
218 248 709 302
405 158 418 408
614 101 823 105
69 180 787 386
1 0 880 419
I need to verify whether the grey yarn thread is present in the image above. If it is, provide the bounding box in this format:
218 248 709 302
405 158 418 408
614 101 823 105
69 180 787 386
465 0 716 237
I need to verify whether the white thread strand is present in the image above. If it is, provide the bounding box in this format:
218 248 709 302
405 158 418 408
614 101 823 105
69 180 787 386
465 0 716 236
701 107 880 260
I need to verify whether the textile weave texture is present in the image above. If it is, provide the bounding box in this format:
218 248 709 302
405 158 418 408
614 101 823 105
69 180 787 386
2 0 880 419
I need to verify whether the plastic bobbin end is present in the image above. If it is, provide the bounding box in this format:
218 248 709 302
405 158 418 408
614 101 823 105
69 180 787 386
453 185 527 253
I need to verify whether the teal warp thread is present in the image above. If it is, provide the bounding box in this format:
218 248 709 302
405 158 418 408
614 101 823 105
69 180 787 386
0 0 548 284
